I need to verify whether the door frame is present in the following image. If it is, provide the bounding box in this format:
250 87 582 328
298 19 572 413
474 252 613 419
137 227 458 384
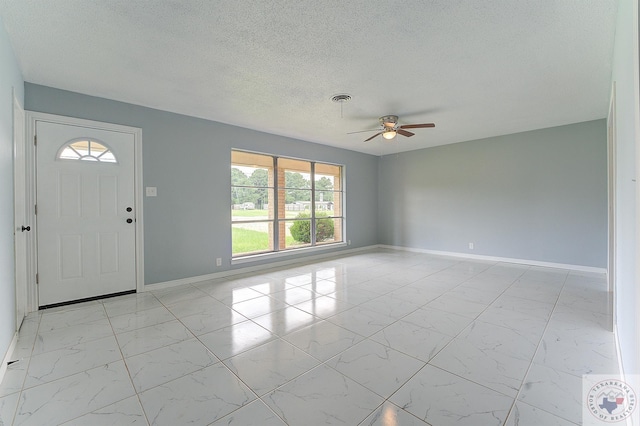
25 111 144 312
13 93 28 330
607 82 617 332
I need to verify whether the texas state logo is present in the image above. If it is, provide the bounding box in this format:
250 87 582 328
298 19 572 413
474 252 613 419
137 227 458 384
587 379 637 423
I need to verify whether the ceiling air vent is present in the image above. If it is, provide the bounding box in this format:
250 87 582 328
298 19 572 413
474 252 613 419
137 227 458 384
331 94 351 103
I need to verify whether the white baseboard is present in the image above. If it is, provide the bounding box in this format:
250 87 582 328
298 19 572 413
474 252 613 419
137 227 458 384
145 245 379 291
0 332 18 385
145 244 606 292
377 245 607 274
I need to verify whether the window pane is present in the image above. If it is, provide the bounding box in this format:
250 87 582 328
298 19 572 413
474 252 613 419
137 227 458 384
284 219 311 250
315 191 341 216
232 222 273 256
231 166 271 188
71 140 90 155
315 163 342 219
98 151 116 162
59 147 81 160
232 151 275 255
232 189 273 221
316 217 342 244
90 141 108 155
58 140 117 163
279 158 311 175
232 151 274 171
279 189 311 213
280 158 311 189
315 163 341 191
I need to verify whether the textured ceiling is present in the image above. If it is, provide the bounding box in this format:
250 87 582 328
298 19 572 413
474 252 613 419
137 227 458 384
0 0 619 155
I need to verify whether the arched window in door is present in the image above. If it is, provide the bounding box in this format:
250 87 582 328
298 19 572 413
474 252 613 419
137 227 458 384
57 139 117 163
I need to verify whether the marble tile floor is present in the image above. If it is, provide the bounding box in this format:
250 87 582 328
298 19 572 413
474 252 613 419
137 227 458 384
0 249 618 425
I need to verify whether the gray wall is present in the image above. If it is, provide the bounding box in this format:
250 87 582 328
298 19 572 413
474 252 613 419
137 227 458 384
25 84 379 284
378 120 607 268
0 18 24 361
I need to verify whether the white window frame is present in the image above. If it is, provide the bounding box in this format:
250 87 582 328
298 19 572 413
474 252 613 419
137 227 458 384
231 150 345 262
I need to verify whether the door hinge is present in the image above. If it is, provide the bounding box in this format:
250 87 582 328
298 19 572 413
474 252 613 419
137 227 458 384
36 273 39 284
34 135 37 146
35 204 37 215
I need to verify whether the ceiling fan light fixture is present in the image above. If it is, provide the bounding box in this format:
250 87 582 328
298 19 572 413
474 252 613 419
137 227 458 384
352 114 434 142
382 129 397 140
380 115 398 128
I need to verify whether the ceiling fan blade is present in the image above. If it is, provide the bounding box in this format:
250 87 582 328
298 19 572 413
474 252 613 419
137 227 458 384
364 132 382 142
347 129 381 134
397 129 415 137
399 123 436 129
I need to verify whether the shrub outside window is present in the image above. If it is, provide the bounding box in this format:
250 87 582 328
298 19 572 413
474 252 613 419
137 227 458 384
231 150 343 257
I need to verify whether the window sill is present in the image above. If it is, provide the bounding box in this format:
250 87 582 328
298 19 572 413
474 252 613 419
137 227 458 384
231 242 348 265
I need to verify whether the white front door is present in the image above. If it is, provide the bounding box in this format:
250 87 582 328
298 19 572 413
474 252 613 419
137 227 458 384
36 120 137 307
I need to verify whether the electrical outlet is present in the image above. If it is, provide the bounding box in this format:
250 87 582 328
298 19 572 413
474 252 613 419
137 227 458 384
468 242 474 250
216 258 222 266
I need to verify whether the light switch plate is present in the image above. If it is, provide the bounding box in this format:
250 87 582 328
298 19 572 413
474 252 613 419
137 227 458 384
146 187 157 197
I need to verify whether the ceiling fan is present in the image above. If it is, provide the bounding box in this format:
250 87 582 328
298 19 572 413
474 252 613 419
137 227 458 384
349 115 435 142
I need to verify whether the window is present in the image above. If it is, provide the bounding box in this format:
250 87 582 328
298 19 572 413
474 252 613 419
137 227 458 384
232 150 344 257
57 139 117 163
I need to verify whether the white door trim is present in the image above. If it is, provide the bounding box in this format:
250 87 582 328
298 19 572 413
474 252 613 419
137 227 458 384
13 93 27 330
25 111 144 311
607 82 617 332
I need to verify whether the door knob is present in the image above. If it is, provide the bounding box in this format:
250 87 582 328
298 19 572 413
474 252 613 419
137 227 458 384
126 218 133 224
21 225 31 232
